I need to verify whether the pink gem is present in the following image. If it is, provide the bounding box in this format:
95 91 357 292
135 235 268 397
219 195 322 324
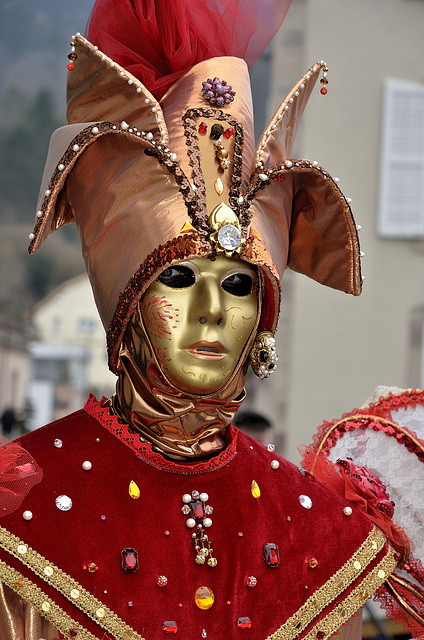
128 601 133 607
238 532 243 537
164 530 170 536
100 515 106 521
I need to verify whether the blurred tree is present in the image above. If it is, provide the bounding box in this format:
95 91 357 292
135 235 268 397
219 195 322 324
0 87 64 223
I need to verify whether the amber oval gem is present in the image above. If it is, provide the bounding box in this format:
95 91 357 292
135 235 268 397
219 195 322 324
121 548 139 572
263 543 280 567
195 586 215 610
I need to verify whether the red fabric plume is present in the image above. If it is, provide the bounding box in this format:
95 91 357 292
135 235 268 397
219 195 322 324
85 0 293 99
0 437 43 518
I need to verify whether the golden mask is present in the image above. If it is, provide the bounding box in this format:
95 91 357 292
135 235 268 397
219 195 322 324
140 256 258 394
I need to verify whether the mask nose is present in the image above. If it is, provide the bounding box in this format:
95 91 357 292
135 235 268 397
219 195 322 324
194 275 224 326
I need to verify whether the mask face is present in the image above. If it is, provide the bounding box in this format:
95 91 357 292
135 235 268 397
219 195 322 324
140 256 258 394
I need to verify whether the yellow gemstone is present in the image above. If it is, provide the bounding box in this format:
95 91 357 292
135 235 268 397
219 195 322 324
16 579 25 590
353 561 361 570
42 601 51 612
44 566 54 577
308 558 318 568
194 586 215 610
129 480 140 499
180 220 197 234
70 589 80 599
251 480 261 498
96 608 106 618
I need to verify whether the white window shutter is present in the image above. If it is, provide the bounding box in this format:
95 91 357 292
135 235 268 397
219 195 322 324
378 77 424 237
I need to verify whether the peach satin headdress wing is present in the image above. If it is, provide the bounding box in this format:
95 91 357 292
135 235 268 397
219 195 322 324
245 61 362 297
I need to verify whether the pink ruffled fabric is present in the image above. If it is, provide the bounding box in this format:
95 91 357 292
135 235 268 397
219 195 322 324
85 0 292 99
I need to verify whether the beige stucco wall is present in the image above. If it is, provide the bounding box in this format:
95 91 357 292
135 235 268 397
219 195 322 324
32 275 116 399
273 0 424 461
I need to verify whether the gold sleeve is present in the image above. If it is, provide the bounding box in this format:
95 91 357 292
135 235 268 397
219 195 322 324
0 582 59 640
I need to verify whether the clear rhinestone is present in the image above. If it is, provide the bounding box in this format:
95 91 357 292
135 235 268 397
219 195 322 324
55 495 72 511
267 444 276 452
299 495 312 509
54 439 63 448
217 224 241 251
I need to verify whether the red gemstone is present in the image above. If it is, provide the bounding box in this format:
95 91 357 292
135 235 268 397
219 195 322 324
198 122 207 135
70 630 78 637
223 127 234 139
121 548 139 572
263 543 280 567
317 632 325 639
237 617 252 629
274 174 285 182
320 87 327 95
163 621 177 633
190 500 205 519
67 63 75 71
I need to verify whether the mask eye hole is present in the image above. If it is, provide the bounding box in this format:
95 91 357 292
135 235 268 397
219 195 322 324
221 273 254 297
157 265 196 289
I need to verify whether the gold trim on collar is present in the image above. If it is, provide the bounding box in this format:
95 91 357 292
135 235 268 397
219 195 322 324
0 526 144 640
0 524 396 640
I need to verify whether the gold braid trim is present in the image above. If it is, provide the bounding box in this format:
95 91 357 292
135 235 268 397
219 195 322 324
266 525 396 640
0 525 144 640
0 560 97 640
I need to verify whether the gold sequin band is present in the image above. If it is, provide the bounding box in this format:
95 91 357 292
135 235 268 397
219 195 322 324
0 559 97 640
265 525 396 640
0 525 144 640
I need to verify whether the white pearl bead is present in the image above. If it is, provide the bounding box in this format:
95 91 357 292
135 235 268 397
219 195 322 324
346 197 352 204
92 126 99 134
182 493 191 503
136 87 142 93
356 224 362 230
36 210 43 218
29 233 35 240
343 506 353 516
186 518 196 528
82 461 92 471
285 160 293 168
151 106 157 113
259 173 268 181
199 492 209 503
58 164 65 171
121 121 129 130
146 132 153 140
334 177 340 183
170 153 177 162
45 189 51 196
145 98 150 104
271 460 280 470
238 196 244 204
203 518 212 528
73 144 80 151
23 510 33 521
313 161 319 167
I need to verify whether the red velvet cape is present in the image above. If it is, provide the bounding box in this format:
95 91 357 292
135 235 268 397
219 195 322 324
0 397 397 640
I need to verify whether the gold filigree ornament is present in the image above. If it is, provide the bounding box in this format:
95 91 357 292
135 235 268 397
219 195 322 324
249 331 278 379
209 203 246 257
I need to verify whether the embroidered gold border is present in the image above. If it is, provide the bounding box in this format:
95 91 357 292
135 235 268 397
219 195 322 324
0 560 97 640
266 525 396 640
0 525 144 640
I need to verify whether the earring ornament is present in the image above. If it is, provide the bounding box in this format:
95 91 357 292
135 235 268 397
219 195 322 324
250 332 278 379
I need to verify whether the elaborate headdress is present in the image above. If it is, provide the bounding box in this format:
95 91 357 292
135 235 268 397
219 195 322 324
29 0 362 378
